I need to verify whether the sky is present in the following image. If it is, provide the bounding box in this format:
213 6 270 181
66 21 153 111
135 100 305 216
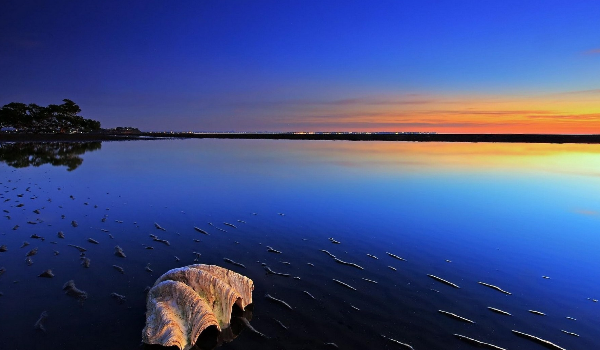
1 0 599 133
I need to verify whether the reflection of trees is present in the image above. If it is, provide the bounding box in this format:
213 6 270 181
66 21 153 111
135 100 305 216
0 142 101 171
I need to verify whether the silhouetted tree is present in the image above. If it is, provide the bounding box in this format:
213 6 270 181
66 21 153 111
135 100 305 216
0 99 101 133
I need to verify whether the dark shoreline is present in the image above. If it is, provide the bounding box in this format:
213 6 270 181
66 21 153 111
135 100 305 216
2 132 600 144
0 134 157 142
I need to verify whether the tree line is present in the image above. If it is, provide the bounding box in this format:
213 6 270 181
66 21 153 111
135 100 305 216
0 99 101 133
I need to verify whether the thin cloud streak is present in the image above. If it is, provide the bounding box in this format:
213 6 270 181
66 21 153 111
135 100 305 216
583 48 600 55
549 89 600 96
573 209 599 216
325 97 434 106
524 113 600 121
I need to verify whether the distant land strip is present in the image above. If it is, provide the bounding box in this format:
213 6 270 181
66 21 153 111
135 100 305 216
3 132 600 144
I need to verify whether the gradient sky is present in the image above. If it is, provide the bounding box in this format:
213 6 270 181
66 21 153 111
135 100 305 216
1 0 599 133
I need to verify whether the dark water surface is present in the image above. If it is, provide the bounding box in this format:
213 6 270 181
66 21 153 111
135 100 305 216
0 139 599 350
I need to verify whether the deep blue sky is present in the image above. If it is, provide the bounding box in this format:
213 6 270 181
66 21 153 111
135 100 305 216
1 0 599 132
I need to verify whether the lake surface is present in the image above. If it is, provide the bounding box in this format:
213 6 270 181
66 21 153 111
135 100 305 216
0 139 599 350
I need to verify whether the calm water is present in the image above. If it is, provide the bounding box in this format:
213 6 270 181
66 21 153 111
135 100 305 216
0 139 599 350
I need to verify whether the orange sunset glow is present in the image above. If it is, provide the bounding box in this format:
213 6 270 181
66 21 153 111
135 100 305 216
274 90 600 134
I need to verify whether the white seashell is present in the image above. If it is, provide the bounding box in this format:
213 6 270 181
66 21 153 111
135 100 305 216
142 264 254 350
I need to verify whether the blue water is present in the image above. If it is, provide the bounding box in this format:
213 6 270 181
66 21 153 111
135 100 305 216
0 139 599 350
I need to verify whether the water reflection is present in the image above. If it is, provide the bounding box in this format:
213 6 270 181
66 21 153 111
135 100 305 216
1 139 599 350
0 142 101 171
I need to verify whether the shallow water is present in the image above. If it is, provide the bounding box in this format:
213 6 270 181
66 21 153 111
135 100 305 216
0 139 599 350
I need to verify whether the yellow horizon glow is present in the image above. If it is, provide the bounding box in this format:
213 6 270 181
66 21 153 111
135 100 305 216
288 140 600 176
